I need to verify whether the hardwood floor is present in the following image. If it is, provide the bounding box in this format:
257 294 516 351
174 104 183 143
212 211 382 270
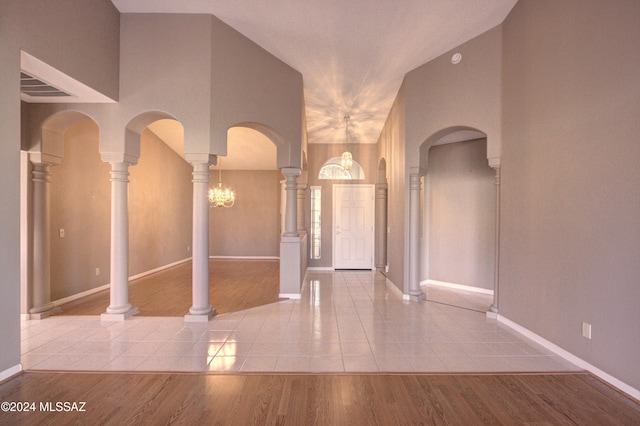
57 259 280 316
1 371 638 424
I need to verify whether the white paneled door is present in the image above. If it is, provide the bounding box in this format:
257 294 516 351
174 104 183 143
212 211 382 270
333 184 375 269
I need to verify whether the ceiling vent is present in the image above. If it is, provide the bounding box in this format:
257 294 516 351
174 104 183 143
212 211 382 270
20 71 71 99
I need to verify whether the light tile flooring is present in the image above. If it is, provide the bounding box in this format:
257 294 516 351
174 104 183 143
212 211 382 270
21 270 580 373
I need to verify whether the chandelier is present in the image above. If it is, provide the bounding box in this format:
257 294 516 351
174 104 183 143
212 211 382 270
341 115 352 171
208 168 235 208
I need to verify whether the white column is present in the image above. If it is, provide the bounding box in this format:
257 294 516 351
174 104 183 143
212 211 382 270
488 166 501 317
282 168 300 238
29 162 61 319
185 161 215 322
296 182 307 234
102 162 138 320
375 182 388 272
408 172 425 301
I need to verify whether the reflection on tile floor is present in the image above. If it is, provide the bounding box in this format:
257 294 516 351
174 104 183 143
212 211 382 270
21 271 581 373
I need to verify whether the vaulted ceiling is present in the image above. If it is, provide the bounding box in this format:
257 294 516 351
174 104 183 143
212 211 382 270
112 0 516 151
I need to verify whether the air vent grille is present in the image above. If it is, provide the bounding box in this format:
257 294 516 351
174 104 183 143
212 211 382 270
20 72 71 97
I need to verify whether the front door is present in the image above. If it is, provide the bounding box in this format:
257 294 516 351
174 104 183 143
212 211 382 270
333 185 374 269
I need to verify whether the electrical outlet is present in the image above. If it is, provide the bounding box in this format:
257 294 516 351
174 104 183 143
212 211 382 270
59 229 65 238
187 245 191 252
95 267 100 276
582 322 592 339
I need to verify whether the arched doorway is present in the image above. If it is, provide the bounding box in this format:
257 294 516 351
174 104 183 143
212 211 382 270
419 127 498 312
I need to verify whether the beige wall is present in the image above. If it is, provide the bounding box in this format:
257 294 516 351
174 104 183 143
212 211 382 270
209 170 281 258
425 139 495 290
50 120 111 300
376 83 407 290
129 129 193 275
307 143 379 269
0 0 120 376
405 25 503 164
49 121 193 301
210 17 304 167
501 0 640 390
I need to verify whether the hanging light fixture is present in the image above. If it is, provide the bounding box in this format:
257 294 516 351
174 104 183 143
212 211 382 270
208 166 235 208
341 115 353 171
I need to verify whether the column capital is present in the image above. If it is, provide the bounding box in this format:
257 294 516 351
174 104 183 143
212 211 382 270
409 166 425 177
409 173 422 190
185 153 216 166
101 152 139 166
281 167 301 177
29 151 62 166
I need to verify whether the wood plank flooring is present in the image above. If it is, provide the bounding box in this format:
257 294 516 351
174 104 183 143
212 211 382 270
57 259 280 317
1 371 638 425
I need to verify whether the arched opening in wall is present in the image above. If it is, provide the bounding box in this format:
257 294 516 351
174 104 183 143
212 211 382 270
20 110 105 321
208 125 282 311
420 129 495 312
129 118 193 283
210 125 280 259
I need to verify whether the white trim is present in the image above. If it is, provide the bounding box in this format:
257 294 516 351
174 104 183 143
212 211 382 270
51 258 192 307
306 267 335 271
209 256 279 260
422 279 494 295
128 257 192 281
498 315 640 401
0 364 22 383
20 50 116 103
52 283 111 307
279 293 301 300
383 277 405 301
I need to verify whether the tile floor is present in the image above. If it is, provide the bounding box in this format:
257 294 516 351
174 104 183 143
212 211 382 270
21 270 580 373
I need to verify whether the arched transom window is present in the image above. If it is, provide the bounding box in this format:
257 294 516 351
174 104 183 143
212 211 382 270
318 157 365 180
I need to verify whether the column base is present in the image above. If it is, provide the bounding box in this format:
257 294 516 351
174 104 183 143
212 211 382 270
29 306 61 320
101 307 139 321
486 307 498 319
408 292 426 302
184 308 216 323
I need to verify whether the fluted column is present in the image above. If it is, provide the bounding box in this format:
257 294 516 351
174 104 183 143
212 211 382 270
102 162 138 320
282 168 300 238
408 171 425 301
296 182 307 234
185 161 215 322
375 182 388 272
488 166 501 316
29 162 61 319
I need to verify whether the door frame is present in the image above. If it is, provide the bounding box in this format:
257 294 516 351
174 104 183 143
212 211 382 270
332 184 375 270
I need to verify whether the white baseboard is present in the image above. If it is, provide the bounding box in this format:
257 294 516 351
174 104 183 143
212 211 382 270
129 257 192 281
52 283 111 307
498 314 640 401
51 257 192 307
0 364 22 383
422 279 494 295
383 277 405 301
279 293 301 300
209 256 279 260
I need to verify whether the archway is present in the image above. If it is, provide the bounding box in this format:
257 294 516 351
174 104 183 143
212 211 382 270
20 110 101 320
418 127 499 312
